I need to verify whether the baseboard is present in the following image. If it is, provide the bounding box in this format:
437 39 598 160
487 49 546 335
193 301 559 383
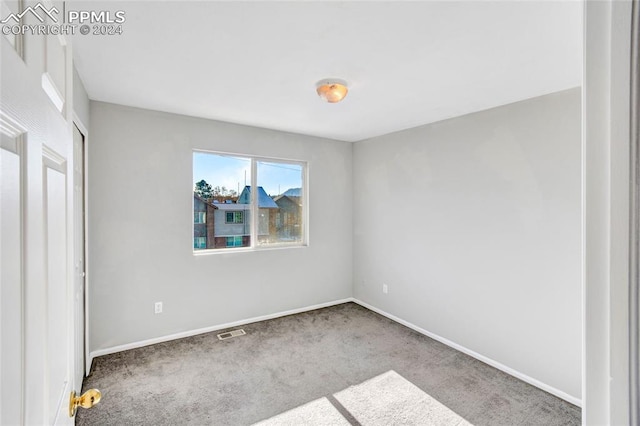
88 297 354 367
88 296 581 407
351 298 582 408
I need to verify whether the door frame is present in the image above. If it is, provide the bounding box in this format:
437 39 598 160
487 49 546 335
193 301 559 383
629 0 639 422
72 113 91 377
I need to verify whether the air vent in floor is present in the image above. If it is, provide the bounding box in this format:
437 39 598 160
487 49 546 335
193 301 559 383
217 329 246 340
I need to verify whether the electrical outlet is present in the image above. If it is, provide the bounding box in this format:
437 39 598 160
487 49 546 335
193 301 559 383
154 302 163 314
382 284 388 294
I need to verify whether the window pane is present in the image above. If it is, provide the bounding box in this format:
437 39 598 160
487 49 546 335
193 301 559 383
194 237 206 249
193 152 251 250
256 161 304 245
194 212 206 224
193 152 306 251
224 211 243 224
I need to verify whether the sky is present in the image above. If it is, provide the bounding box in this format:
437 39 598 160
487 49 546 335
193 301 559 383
193 152 302 197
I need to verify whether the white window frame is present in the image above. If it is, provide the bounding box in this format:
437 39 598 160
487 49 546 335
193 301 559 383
192 149 308 254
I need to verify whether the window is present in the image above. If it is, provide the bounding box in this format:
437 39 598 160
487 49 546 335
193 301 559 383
226 236 243 247
225 211 243 224
194 211 206 224
193 151 306 251
193 237 206 249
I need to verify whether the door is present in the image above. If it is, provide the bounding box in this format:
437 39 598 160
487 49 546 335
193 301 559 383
1 3 79 423
43 147 73 426
1 126 25 426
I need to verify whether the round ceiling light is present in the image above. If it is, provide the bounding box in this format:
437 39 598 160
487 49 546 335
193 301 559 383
316 80 348 103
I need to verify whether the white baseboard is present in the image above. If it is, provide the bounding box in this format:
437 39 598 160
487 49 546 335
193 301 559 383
88 296 581 407
351 298 582 408
88 298 354 367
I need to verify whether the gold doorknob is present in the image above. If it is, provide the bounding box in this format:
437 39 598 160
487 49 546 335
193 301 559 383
69 389 101 417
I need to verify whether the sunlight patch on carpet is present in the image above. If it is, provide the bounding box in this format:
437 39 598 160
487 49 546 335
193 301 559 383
253 397 351 426
334 370 472 425
253 370 472 425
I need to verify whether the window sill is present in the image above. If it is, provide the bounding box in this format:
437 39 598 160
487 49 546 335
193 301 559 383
193 243 308 256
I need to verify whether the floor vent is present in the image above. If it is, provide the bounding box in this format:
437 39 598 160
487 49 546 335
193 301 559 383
217 329 246 340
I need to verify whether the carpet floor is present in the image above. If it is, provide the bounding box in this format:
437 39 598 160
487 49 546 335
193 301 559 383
76 303 581 425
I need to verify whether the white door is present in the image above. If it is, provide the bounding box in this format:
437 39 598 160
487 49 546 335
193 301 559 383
43 147 73 426
1 126 25 426
1 2 81 423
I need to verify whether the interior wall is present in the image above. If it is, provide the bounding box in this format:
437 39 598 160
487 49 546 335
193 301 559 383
72 66 90 129
352 88 582 400
88 101 353 353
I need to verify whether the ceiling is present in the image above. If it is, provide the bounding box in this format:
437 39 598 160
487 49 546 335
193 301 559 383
71 1 582 142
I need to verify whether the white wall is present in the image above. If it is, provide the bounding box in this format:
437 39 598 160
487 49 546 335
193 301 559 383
73 66 90 130
353 88 582 401
88 102 352 353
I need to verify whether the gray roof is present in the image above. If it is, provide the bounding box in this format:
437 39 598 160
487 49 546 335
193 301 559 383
211 203 250 211
282 188 302 197
237 186 279 208
274 195 301 206
193 193 210 204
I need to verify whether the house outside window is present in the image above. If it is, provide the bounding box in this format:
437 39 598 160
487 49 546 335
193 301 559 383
193 151 307 252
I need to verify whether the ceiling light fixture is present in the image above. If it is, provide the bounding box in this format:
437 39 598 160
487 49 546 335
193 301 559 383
316 79 348 103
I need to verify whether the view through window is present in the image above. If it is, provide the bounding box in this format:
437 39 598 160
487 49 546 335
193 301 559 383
193 151 305 251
